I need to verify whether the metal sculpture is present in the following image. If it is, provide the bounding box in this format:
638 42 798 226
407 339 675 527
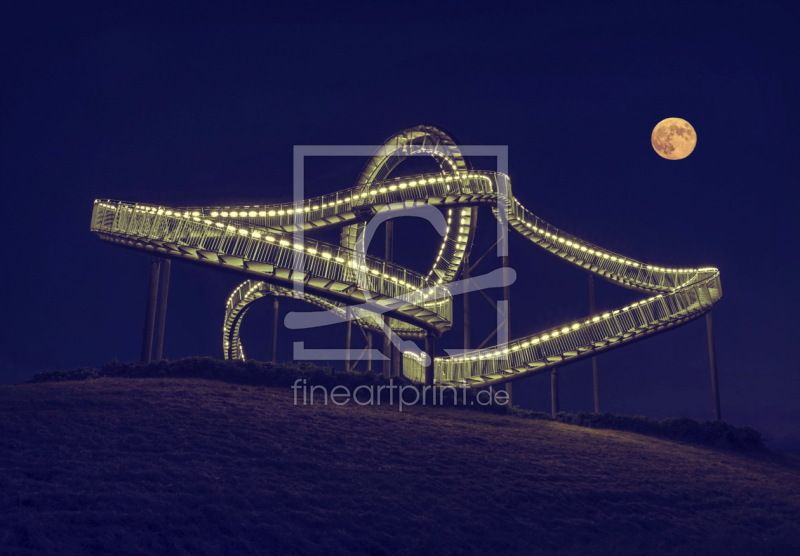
90 125 722 408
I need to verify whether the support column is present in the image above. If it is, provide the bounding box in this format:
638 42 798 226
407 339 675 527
141 257 161 363
588 273 600 413
345 307 352 372
383 219 395 378
463 254 471 351
271 297 279 363
706 311 722 421
424 335 436 386
501 254 513 406
366 332 373 372
392 342 401 378
385 219 394 263
550 367 559 416
152 258 171 361
382 318 392 379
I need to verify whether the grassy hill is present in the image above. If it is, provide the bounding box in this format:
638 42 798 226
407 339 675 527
2 370 800 555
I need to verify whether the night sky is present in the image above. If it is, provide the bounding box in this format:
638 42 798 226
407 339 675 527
3 2 799 450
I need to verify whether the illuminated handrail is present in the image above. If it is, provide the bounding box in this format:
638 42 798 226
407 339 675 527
181 169 710 294
91 200 453 332
178 170 495 231
427 274 720 385
91 126 722 387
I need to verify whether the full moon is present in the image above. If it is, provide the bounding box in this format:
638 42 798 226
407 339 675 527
651 117 697 160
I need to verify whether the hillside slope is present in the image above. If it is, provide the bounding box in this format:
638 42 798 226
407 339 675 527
2 378 799 555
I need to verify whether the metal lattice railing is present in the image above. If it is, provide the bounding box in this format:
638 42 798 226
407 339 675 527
92 200 453 330
91 125 722 387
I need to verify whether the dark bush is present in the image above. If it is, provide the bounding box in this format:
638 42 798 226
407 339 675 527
29 357 397 390
508 407 764 451
30 358 764 451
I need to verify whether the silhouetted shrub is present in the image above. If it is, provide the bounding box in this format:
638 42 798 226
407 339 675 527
30 358 764 451
508 407 764 451
30 357 396 390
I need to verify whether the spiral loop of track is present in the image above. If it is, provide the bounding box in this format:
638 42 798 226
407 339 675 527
90 126 721 387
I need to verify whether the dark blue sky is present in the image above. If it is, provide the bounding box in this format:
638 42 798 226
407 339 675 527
3 2 799 450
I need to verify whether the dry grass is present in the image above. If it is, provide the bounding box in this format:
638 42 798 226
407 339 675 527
1 378 799 555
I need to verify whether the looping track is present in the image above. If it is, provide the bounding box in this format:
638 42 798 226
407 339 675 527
91 125 721 387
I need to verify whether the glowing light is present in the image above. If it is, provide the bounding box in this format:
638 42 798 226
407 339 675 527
92 128 721 389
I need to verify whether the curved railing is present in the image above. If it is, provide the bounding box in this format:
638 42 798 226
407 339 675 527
91 199 453 334
90 125 721 387
223 279 423 360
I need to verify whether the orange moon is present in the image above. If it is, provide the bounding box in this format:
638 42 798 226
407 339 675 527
651 117 697 160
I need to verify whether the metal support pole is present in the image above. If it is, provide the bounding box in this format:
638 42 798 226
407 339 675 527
345 307 352 372
366 332 373 372
550 367 559 416
141 257 161 363
392 342 401 378
424 335 436 386
383 318 392 378
463 254 471 351
384 219 394 264
501 254 512 406
152 258 171 361
271 297 279 363
383 219 395 378
706 311 722 421
588 273 600 413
